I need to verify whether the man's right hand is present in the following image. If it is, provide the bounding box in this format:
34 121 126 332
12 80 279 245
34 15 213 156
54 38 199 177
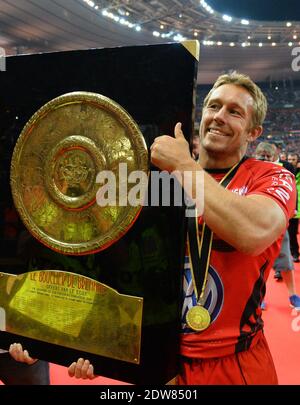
68 358 96 380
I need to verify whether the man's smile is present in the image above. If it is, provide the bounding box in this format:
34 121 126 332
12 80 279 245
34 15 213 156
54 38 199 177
207 127 230 137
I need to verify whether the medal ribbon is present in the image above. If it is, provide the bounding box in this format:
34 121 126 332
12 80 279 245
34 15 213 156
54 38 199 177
187 156 248 303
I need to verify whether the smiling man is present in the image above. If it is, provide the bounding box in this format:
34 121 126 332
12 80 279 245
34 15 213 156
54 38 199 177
150 71 296 385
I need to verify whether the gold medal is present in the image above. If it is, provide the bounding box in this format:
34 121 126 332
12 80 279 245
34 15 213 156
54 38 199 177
186 305 211 331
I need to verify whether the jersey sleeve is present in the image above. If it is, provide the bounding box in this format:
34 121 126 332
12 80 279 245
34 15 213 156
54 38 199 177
246 163 296 222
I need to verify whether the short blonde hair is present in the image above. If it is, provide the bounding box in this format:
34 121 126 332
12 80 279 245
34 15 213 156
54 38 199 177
203 71 268 128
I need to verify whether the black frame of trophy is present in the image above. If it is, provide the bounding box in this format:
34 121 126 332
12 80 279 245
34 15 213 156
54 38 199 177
0 41 199 384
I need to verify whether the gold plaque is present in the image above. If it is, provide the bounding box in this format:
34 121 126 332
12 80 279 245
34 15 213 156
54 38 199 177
186 305 211 331
0 271 143 364
10 92 149 255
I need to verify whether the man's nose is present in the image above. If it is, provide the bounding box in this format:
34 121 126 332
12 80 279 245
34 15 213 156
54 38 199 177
213 106 226 123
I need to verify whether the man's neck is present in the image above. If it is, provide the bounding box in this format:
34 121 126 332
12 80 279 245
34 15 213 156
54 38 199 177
198 149 246 170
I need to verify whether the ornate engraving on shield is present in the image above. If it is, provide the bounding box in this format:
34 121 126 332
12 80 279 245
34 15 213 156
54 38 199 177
10 92 149 255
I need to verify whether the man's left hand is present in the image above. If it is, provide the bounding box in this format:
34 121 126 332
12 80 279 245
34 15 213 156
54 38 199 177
9 343 38 365
68 358 96 380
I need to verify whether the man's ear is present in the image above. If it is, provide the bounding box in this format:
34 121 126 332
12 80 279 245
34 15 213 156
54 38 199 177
247 126 263 143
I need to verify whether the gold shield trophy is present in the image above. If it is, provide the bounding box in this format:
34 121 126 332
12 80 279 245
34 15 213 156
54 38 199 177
5 91 148 365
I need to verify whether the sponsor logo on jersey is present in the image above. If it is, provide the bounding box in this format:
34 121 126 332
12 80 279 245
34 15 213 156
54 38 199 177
182 256 224 333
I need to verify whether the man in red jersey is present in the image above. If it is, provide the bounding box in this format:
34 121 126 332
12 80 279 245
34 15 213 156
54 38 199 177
149 71 296 385
10 72 296 385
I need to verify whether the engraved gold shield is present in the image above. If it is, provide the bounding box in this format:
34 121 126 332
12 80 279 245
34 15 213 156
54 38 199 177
10 92 149 255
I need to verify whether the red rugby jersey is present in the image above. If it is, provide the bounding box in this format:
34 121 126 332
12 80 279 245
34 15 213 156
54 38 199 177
181 158 296 358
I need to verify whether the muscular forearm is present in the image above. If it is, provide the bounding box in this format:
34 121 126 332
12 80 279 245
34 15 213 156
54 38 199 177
201 171 286 254
177 160 286 255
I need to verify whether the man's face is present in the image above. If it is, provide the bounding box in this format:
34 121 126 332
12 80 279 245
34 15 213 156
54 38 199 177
199 84 257 157
280 152 287 161
288 154 298 167
255 149 274 162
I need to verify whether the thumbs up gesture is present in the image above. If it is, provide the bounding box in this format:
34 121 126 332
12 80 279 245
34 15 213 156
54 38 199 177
174 122 186 140
150 122 192 172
